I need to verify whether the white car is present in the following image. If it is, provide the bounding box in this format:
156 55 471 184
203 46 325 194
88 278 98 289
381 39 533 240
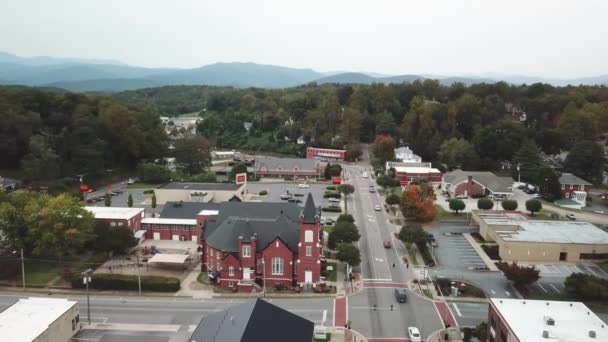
566 213 576 220
374 205 382 211
531 193 541 199
298 183 310 188
408 327 422 342
328 198 340 203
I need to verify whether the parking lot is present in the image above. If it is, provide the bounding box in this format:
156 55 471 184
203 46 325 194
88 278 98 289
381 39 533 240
533 263 608 279
430 223 486 270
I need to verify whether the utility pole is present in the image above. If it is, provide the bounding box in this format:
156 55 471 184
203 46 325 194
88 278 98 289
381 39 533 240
136 254 142 295
20 248 25 291
262 257 266 298
82 268 93 325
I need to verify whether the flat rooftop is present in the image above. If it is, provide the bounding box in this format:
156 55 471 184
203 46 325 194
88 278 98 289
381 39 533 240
490 298 606 341
483 217 608 244
142 218 197 225
85 206 144 220
159 182 242 191
0 297 78 341
394 166 441 174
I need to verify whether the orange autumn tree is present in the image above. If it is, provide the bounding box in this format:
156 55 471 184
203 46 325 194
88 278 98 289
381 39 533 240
399 183 437 222
372 135 396 164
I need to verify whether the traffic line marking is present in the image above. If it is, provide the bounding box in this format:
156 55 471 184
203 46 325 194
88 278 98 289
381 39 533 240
452 303 462 317
584 265 597 276
538 283 548 293
550 284 561 293
490 289 496 294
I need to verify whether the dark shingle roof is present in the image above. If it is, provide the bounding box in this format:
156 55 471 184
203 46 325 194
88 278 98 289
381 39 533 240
189 299 313 342
559 173 592 186
301 193 318 224
443 169 513 193
160 182 242 191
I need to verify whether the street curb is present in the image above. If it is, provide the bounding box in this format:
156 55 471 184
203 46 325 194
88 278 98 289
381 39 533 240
0 286 191 298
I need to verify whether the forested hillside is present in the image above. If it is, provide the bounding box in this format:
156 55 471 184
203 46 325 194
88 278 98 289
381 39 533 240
114 81 608 173
0 86 168 183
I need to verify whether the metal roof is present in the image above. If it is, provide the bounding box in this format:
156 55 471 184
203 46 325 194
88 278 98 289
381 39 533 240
159 182 242 191
558 172 592 186
85 206 144 220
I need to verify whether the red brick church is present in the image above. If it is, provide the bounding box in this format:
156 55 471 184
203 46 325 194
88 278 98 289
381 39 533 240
153 194 323 292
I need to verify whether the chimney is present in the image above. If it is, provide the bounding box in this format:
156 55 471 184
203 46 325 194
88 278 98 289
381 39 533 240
468 175 473 184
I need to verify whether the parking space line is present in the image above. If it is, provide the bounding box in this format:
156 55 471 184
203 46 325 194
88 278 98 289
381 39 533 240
537 283 548 293
584 266 597 276
549 284 561 293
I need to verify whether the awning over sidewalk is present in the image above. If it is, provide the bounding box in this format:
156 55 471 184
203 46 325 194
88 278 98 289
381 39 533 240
148 253 189 264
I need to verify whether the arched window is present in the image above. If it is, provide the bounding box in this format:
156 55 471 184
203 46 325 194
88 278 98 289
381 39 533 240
304 230 313 243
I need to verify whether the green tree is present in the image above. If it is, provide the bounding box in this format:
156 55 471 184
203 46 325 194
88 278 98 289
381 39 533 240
557 102 595 147
338 184 355 214
512 139 544 184
496 261 541 289
173 135 211 175
20 134 60 180
439 138 479 170
472 120 525 165
25 194 95 257
336 243 361 266
151 192 157 209
336 214 355 224
324 163 332 180
398 225 427 245
477 198 494 210
538 167 563 201
345 144 362 162
525 199 542 216
93 223 137 254
501 200 518 211
104 194 111 207
377 175 400 188
0 191 39 252
229 163 248 182
564 273 608 300
386 194 401 206
564 140 606 185
127 193 133 207
328 222 360 249
375 111 396 135
449 199 466 214
328 164 343 177
138 163 173 183
372 135 396 164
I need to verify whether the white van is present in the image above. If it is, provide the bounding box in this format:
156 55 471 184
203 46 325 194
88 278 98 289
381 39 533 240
362 172 368 178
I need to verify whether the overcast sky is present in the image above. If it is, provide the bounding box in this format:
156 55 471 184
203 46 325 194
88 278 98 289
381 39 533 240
1 0 606 78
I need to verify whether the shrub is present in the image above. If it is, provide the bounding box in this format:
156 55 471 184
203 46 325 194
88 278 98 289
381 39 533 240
564 273 608 300
477 198 494 210
143 189 155 195
481 244 500 260
326 186 337 191
323 191 341 199
449 199 466 214
501 199 518 211
525 199 542 215
416 241 435 266
259 190 268 196
71 273 180 292
322 206 342 213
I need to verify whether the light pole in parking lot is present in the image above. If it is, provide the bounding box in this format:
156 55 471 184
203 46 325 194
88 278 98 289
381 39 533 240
82 268 93 325
517 164 521 183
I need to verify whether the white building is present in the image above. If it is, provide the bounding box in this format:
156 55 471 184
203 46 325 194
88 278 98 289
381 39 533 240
488 298 606 342
0 297 80 342
394 147 422 163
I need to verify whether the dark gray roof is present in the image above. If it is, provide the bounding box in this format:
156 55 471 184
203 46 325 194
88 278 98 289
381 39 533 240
254 157 318 171
189 299 313 342
443 169 512 193
206 215 300 253
160 182 241 191
1 177 17 189
160 202 222 219
559 173 592 186
301 193 318 224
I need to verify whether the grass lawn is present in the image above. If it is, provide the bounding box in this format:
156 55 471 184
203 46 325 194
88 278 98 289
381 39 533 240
435 205 468 221
125 182 163 189
528 209 561 220
325 261 338 282
24 254 104 287
322 226 334 235
406 244 419 266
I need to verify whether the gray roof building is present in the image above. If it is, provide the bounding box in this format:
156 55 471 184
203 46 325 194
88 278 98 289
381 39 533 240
159 182 242 191
443 169 513 194
0 176 17 190
559 173 592 186
189 298 313 342
254 157 320 178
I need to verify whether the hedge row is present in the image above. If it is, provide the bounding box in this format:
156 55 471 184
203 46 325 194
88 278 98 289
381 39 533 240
71 273 180 292
416 241 435 267
322 207 342 213
323 191 341 199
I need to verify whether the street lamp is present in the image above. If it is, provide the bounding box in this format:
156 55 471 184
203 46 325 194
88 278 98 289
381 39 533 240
517 164 521 183
261 258 266 298
12 248 25 291
82 268 93 325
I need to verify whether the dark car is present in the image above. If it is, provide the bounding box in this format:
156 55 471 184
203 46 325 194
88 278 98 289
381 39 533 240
395 288 408 303
426 233 435 242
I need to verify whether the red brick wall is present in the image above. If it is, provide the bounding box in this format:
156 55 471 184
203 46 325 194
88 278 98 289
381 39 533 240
297 221 321 285
261 238 295 288
487 303 519 342
562 184 591 198
306 147 346 160
144 224 201 241
218 254 241 290
454 178 485 197
396 171 442 182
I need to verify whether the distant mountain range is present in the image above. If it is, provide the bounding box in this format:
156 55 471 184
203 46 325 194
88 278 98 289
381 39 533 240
0 51 606 92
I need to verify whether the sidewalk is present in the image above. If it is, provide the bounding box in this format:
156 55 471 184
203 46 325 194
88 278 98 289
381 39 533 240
426 327 463 342
175 265 214 298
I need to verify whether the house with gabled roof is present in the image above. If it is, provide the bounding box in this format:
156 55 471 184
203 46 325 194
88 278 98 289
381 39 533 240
254 157 321 179
442 169 513 199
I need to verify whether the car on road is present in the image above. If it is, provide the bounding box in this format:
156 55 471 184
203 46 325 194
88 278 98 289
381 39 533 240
566 213 576 220
328 198 340 203
374 204 381 211
383 240 392 249
394 288 408 303
86 198 97 204
408 327 422 342
298 183 310 188
362 172 368 178
426 233 435 242
432 241 439 248
369 186 375 193
280 193 292 200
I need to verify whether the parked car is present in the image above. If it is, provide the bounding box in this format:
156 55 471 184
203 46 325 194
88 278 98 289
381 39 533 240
566 213 576 220
328 198 340 203
426 233 435 242
320 217 326 225
383 240 392 249
374 204 381 211
329 203 339 208
531 193 541 199
325 218 334 226
362 172 368 178
280 193 292 200
432 241 439 248
408 327 422 342
86 198 96 204
394 288 408 303
127 178 135 185
455 194 468 199
298 183 310 188
369 186 375 193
